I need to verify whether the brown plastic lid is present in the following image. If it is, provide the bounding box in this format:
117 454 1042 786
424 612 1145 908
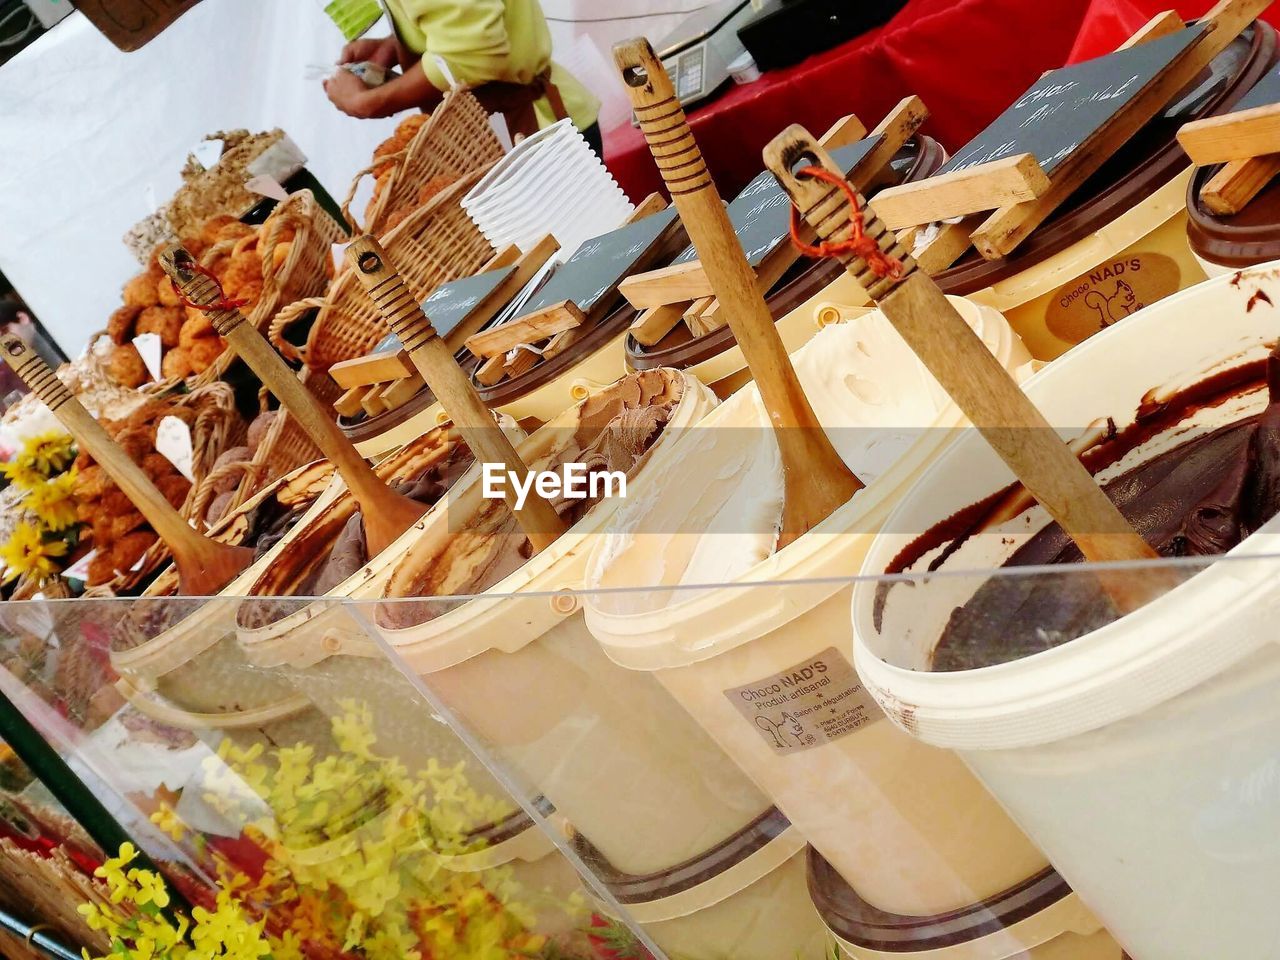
938 22 1276 295
1187 159 1280 267
572 807 791 905
627 136 948 372
807 847 1071 953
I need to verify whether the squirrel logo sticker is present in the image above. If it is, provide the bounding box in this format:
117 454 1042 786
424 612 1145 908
755 712 805 749
1046 254 1180 348
1085 279 1140 327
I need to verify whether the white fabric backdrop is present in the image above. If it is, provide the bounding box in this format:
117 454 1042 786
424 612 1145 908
0 0 402 357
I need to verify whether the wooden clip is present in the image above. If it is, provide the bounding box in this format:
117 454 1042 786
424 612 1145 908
625 192 670 223
328 348 415 389
871 154 1050 230
1200 154 1280 214
1178 102 1280 165
465 301 585 358
629 302 689 346
619 260 716 308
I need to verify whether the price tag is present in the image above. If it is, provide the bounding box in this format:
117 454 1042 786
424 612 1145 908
132 333 163 382
64 550 96 582
191 138 224 170
156 416 195 482
245 176 289 202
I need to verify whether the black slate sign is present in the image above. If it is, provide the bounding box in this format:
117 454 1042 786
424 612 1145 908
1233 61 1280 113
519 207 680 318
421 266 517 340
673 135 884 268
940 25 1206 177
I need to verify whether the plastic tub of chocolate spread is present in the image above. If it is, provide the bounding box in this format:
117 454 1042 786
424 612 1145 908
363 371 790 891
809 847 1120 960
582 302 1090 957
624 137 947 395
1186 160 1280 276
579 814 830 960
109 459 341 737
929 23 1274 362
853 265 1280 959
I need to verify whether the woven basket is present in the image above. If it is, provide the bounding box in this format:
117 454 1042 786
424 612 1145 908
343 89 503 235
271 167 495 376
95 380 247 595
192 189 344 389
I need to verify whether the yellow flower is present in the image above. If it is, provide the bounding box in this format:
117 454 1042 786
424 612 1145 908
1 522 69 583
20 431 75 475
24 470 79 531
126 866 172 909
150 801 187 843
0 458 46 490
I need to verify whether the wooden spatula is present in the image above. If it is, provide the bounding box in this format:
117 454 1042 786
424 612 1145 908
0 333 254 595
158 246 425 558
764 128 1178 613
614 37 861 548
344 236 567 552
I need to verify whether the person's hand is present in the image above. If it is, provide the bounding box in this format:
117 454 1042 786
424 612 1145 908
324 68 379 119
340 36 398 68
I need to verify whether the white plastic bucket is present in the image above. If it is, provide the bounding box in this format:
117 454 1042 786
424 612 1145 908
853 265 1280 959
583 303 1092 949
961 170 1205 361
368 371 784 883
589 831 832 960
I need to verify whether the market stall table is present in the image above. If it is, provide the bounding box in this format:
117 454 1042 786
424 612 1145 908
603 0 1096 200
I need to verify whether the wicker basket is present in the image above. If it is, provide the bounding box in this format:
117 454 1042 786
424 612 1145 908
94 380 247 595
271 167 495 376
343 90 503 235
192 189 344 389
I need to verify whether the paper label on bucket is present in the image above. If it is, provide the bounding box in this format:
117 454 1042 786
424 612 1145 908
725 648 883 755
1044 252 1181 347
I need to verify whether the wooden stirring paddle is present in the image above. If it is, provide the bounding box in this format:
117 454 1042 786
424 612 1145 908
763 128 1178 614
344 236 567 552
614 38 861 547
159 246 425 558
0 333 254 595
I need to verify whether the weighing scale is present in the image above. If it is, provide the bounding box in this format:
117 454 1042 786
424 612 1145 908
654 0 757 107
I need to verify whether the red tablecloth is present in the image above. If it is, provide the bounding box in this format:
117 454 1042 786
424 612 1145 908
1069 0 1280 61
603 0 1096 201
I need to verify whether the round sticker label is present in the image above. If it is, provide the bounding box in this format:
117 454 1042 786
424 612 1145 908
1045 252 1181 346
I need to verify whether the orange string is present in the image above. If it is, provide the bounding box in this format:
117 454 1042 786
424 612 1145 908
788 165 902 281
168 260 248 313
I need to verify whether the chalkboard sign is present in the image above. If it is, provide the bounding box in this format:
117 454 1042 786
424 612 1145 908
940 24 1206 177
422 266 517 341
71 0 205 51
1233 61 1280 113
520 208 680 318
672 136 884 268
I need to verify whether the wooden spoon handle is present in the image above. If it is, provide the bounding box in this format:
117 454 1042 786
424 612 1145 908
614 38 860 544
764 127 1172 613
0 334 209 569
158 245 397 519
764 127 918 301
344 236 567 552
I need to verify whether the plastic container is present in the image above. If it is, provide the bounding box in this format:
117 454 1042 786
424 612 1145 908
367 371 789 886
625 137 947 394
809 849 1120 960
108 459 342 733
852 264 1280 960
927 23 1274 361
583 304 1085 955
584 819 831 960
235 420 511 670
1186 160 1280 276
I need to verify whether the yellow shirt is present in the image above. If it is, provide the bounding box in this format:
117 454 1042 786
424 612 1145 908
382 0 600 131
